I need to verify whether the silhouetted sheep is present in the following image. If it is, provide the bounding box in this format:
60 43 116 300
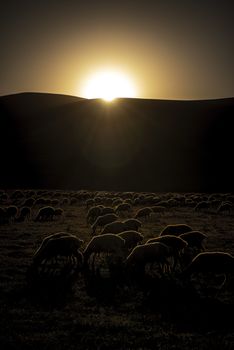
123 218 142 231
101 221 126 235
115 202 132 215
118 231 144 250
194 201 210 212
83 234 125 262
217 202 232 215
160 223 192 237
150 205 166 214
91 213 118 235
100 206 115 216
86 205 103 224
54 207 64 220
22 198 35 208
125 242 171 273
86 198 95 209
6 205 19 223
183 251 234 276
33 233 84 265
182 251 234 290
179 231 207 251
134 207 153 221
16 206 31 222
35 206 55 221
146 235 188 270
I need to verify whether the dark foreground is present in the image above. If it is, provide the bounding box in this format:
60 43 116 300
0 190 233 349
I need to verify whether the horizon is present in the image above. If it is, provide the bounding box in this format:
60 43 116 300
1 90 234 102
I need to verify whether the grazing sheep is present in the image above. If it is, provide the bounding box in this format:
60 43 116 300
34 232 76 257
146 235 188 270
6 205 19 223
34 206 55 221
217 202 232 215
91 213 118 235
182 251 234 290
194 201 210 212
22 198 35 207
33 233 84 265
86 205 103 224
125 242 171 274
86 198 95 210
183 251 234 276
101 220 126 235
179 231 207 251
54 207 64 220
160 223 192 237
123 218 142 231
115 202 132 216
100 206 115 216
150 205 166 214
118 231 144 250
16 206 31 222
11 190 24 200
134 207 153 221
112 198 123 207
83 234 125 261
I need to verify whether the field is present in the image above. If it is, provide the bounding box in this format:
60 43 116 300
0 190 234 350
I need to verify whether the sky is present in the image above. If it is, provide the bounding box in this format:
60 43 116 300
1 0 234 100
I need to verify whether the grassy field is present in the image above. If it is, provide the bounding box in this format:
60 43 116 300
0 191 233 349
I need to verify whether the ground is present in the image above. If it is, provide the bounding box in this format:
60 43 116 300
0 191 233 349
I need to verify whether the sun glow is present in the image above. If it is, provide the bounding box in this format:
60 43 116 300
81 70 136 101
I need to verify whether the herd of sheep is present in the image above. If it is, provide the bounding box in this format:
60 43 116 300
0 189 233 300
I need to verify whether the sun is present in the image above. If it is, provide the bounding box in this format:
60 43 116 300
81 70 136 101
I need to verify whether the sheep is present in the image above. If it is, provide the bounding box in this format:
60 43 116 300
112 198 123 207
118 230 144 250
86 198 95 210
33 232 79 256
54 207 64 220
100 220 126 235
123 218 142 231
83 234 126 263
91 213 118 235
16 206 31 222
86 205 103 224
34 206 55 221
134 207 153 221
182 251 234 291
125 242 171 275
5 205 19 223
159 223 192 237
100 206 115 216
33 233 84 265
150 205 166 214
11 190 25 200
146 235 188 271
183 251 234 275
179 231 207 251
115 202 132 216
22 198 35 207
217 202 232 215
194 201 210 212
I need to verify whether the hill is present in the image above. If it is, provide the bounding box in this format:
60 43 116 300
0 92 234 191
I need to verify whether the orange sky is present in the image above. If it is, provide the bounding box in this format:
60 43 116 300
1 1 234 99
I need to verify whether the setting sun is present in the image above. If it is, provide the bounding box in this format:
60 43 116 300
81 70 136 101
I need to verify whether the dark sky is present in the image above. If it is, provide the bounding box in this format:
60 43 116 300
1 0 234 99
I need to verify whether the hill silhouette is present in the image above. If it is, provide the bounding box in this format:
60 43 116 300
1 93 234 192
